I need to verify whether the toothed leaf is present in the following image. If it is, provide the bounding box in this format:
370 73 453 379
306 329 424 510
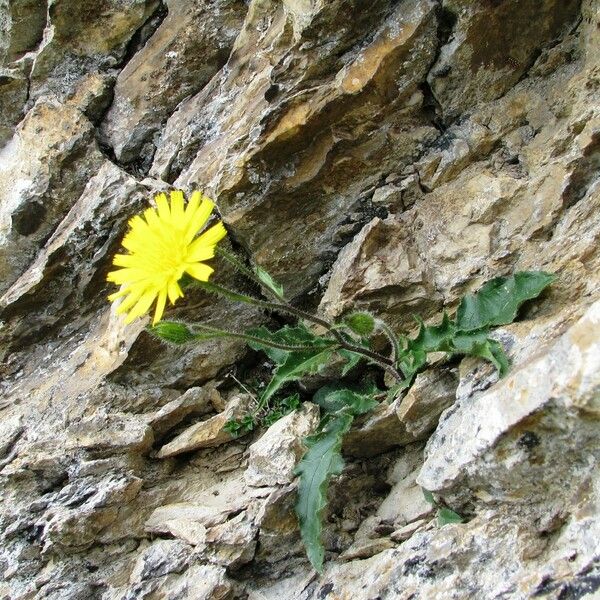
313 384 378 416
456 271 555 331
259 348 335 408
295 412 354 572
338 349 363 375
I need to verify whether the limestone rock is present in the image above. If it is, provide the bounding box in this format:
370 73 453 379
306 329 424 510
341 367 457 457
0 0 599 597
109 564 233 600
339 537 395 561
0 99 104 293
66 412 154 453
0 413 23 459
396 367 459 440
377 469 434 526
390 517 431 542
156 394 250 458
319 216 442 330
342 397 412 458
153 0 439 298
202 512 257 569
0 0 47 64
28 0 161 103
102 0 247 163
245 404 320 487
419 300 600 504
148 385 218 436
428 0 581 120
0 71 27 146
38 472 143 551
129 539 192 583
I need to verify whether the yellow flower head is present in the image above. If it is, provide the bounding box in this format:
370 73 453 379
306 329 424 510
107 190 226 325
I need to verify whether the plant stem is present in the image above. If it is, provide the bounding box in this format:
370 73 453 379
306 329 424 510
191 323 338 353
193 280 404 382
270 304 404 382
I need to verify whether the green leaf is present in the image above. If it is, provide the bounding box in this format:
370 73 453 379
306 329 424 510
411 312 456 353
313 384 378 416
259 348 335 409
149 321 196 344
422 489 435 505
295 412 354 572
338 349 363 376
452 330 510 376
223 415 255 438
343 312 376 336
456 271 555 331
437 507 464 526
262 393 302 427
254 264 285 299
247 324 330 364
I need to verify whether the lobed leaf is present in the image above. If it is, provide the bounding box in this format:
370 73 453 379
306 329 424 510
294 412 354 572
257 348 334 410
456 271 555 331
313 384 379 416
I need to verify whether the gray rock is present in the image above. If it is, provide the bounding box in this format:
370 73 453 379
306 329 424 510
66 412 154 453
101 0 246 163
419 300 600 504
245 404 320 487
156 394 251 458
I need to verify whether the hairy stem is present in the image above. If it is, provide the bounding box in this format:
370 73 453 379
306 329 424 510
193 281 403 382
216 246 284 300
191 323 337 353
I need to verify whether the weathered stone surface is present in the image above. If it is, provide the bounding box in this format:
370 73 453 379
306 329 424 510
377 468 434 526
245 404 320 487
108 563 233 600
0 99 104 293
153 0 439 298
0 0 47 65
28 0 160 103
342 397 411 458
396 366 459 440
428 0 581 120
157 394 250 458
1 0 599 598
0 71 27 146
66 412 154 453
419 300 600 503
147 385 218 436
390 517 430 542
102 0 247 163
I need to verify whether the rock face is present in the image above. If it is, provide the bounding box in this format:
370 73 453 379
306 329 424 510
1 0 599 599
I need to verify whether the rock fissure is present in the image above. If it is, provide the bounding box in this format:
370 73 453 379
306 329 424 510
1 0 599 598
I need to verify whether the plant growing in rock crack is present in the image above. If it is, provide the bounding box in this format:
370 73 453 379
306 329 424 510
108 190 556 573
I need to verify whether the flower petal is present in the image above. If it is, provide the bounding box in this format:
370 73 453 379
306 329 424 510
170 190 185 225
155 193 171 222
125 289 157 323
185 263 213 281
184 198 215 243
152 288 168 325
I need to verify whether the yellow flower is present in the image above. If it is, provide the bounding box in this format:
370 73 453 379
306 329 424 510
107 190 226 325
